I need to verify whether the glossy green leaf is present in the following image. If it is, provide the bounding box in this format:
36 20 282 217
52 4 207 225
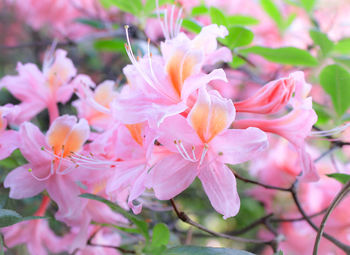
75 18 106 29
333 56 350 70
223 26 254 49
164 246 255 255
300 0 316 12
191 5 209 16
152 223 170 247
210 7 227 27
333 38 350 54
94 39 125 53
80 193 150 241
0 209 47 228
313 102 332 125
101 0 142 15
226 15 259 26
240 46 318 66
182 19 202 34
327 173 350 184
309 29 334 56
260 0 283 29
319 64 350 116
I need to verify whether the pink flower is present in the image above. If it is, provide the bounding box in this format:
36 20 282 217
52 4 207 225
113 24 231 127
0 104 20 160
0 49 76 123
152 88 268 218
4 115 90 223
234 73 296 114
73 75 117 130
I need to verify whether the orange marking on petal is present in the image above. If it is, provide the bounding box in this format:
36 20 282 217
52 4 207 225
190 102 209 143
47 124 71 155
126 123 144 146
63 129 87 157
166 52 196 98
208 104 228 142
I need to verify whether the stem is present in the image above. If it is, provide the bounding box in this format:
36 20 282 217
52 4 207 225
290 182 350 253
169 199 279 248
233 170 290 192
313 181 350 255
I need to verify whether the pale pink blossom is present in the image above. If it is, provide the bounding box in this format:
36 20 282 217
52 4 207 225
0 104 20 160
152 88 268 218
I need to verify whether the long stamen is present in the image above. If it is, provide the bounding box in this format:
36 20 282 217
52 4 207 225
28 168 52 181
163 8 169 40
174 8 183 36
170 5 175 38
310 123 350 137
199 144 209 165
178 140 196 162
174 140 191 161
156 0 167 38
191 146 197 161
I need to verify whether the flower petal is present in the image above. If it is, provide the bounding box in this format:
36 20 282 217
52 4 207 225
198 161 240 219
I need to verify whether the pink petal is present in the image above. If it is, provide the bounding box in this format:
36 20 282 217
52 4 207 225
19 122 51 165
0 130 20 160
4 164 46 199
152 154 199 200
211 127 268 165
198 161 240 219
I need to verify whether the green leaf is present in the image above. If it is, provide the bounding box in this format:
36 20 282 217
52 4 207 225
327 173 350 184
260 0 283 29
94 39 125 53
309 29 334 56
75 18 106 29
209 7 227 27
0 209 47 228
102 0 142 15
284 13 297 29
152 223 170 248
181 19 202 34
333 38 350 54
313 102 332 125
144 0 174 16
191 5 209 16
227 15 259 26
230 54 246 68
333 56 350 70
80 193 150 241
240 46 318 66
300 0 316 12
223 26 254 49
164 246 255 255
319 64 350 116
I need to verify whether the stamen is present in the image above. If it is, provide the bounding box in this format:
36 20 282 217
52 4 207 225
156 0 167 39
174 8 183 36
178 140 196 162
199 144 209 165
174 140 191 161
191 146 197 161
170 5 175 38
310 123 350 137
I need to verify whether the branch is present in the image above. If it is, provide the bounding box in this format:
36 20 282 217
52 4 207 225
313 181 350 255
232 170 291 192
290 181 350 253
169 199 282 251
271 208 327 223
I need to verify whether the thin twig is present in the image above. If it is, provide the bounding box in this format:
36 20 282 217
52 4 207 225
313 181 350 255
169 199 280 250
290 181 350 253
87 242 136 254
271 208 327 222
233 170 291 192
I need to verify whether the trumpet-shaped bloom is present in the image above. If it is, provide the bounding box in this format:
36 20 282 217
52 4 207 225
234 72 296 114
113 24 231 127
152 88 268 218
0 49 76 124
4 115 90 223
